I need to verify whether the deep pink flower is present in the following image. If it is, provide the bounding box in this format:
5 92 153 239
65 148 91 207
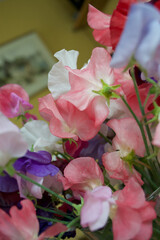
112 178 156 240
0 84 33 118
87 4 111 47
87 1 139 49
0 199 67 240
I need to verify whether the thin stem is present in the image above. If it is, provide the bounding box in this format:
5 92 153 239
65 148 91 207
98 132 112 145
16 172 76 208
130 69 153 150
36 205 73 220
57 216 80 240
147 186 160 201
136 166 158 190
120 95 150 156
37 215 68 224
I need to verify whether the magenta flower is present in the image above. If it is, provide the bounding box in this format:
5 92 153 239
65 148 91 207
0 84 33 118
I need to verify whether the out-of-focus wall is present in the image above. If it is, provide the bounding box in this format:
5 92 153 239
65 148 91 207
0 0 117 123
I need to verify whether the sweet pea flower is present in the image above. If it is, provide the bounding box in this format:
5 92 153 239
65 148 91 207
61 47 124 127
14 150 61 199
112 177 156 240
48 49 79 99
87 4 111 47
117 75 154 119
0 112 28 167
152 122 160 147
59 157 104 198
81 186 115 231
87 1 141 50
0 172 18 193
102 118 145 184
20 120 63 153
0 83 33 118
111 3 160 82
39 94 100 141
0 199 67 240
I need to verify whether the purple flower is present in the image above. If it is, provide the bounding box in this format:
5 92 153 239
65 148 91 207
14 150 59 177
14 150 60 199
0 172 18 193
111 3 160 81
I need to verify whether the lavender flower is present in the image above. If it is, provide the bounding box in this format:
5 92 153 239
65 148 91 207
111 3 160 81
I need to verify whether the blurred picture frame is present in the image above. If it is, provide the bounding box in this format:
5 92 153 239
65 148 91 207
0 32 55 96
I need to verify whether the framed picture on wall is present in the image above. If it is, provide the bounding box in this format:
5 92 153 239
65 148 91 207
0 32 55 96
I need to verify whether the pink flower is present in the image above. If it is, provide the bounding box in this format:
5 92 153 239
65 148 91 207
0 112 28 167
112 178 156 240
0 84 33 118
0 199 67 240
102 118 145 184
39 94 100 141
118 77 154 119
152 122 160 147
61 47 123 127
59 157 104 197
87 4 111 47
81 186 114 231
87 1 139 49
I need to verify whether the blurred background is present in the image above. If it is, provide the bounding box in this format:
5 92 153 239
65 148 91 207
0 0 118 119
0 0 117 238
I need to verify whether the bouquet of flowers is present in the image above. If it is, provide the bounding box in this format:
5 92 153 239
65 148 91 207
1 0 160 239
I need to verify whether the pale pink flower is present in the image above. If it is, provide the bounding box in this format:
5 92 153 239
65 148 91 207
15 172 63 199
112 178 156 240
0 112 28 167
102 118 145 184
39 94 100 141
59 157 104 198
0 199 67 240
81 186 114 231
0 84 33 118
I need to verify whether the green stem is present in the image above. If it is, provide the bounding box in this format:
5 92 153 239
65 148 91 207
136 166 158 190
98 132 112 145
120 95 150 156
36 205 73 220
16 172 76 208
147 186 160 201
37 215 68 224
57 216 80 240
130 69 153 150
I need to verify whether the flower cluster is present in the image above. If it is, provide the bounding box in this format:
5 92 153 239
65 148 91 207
0 0 160 239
